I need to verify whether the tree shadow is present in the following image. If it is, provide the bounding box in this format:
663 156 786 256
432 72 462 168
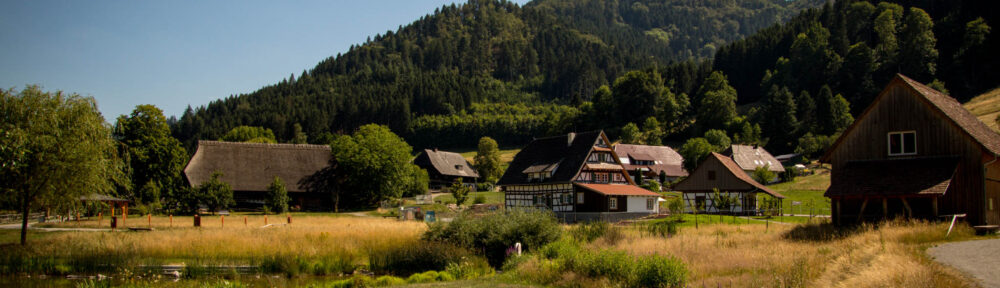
782 222 865 242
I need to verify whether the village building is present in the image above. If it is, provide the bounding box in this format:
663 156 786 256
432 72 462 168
184 141 333 211
723 144 785 182
412 148 479 189
822 74 1000 226
613 143 688 185
673 152 786 214
498 131 663 223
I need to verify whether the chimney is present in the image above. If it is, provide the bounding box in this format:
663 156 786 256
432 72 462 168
567 132 576 147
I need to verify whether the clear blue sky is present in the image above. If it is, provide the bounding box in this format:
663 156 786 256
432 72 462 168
0 0 530 120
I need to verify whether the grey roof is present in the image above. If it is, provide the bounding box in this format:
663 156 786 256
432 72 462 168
614 144 688 177
724 145 785 173
498 131 605 185
417 149 479 178
183 141 331 192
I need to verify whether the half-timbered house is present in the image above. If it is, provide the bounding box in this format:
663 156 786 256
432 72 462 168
498 131 663 222
822 74 1000 225
673 152 786 214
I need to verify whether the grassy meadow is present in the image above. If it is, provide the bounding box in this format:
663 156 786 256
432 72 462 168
768 167 832 216
964 86 1000 133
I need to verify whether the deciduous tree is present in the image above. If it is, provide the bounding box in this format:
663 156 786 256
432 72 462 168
1 86 123 245
474 137 503 183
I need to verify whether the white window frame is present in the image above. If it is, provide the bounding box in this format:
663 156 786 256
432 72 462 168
609 197 618 210
888 131 917 156
577 192 585 204
646 198 655 210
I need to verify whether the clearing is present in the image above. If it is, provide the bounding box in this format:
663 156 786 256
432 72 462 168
964 86 1000 133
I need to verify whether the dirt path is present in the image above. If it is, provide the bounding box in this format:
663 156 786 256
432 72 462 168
927 238 1000 287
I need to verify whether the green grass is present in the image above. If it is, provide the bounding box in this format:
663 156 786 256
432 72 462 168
457 148 521 164
767 169 832 215
433 191 505 205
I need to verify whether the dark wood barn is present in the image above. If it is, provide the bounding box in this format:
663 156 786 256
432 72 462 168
673 152 785 214
184 141 333 211
822 74 1000 225
412 148 479 189
498 131 663 223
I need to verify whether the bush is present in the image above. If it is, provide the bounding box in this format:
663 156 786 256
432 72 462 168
570 221 611 243
445 258 494 279
406 271 438 283
646 220 678 237
372 275 407 286
424 209 562 268
368 241 471 276
473 194 487 204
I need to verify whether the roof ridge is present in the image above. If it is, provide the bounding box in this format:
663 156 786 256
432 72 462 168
197 140 331 150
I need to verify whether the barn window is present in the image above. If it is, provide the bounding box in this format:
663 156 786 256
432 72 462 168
609 198 618 210
577 192 584 204
708 170 717 180
888 131 917 156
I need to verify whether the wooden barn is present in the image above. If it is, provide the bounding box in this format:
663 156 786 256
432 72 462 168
412 148 479 189
184 141 333 211
673 152 785 214
822 74 1000 226
613 144 688 184
498 131 663 223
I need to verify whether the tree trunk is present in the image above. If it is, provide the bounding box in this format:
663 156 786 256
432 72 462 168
20 195 30 245
334 191 340 213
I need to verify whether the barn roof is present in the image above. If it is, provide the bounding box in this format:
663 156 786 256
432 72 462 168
614 144 689 177
417 149 479 178
498 131 606 186
673 152 785 199
183 141 331 192
724 145 785 173
822 74 1000 162
825 157 959 198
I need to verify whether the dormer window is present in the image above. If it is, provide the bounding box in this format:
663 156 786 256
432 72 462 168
455 165 463 170
888 131 916 156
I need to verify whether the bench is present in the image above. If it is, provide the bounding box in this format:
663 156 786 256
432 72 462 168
972 225 999 236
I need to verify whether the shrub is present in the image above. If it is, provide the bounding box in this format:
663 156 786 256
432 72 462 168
372 275 407 286
635 255 688 288
473 194 487 204
646 220 678 237
424 209 562 268
406 271 438 283
367 241 471 276
445 258 494 279
570 221 610 242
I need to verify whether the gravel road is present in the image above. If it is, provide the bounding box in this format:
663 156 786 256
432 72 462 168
927 238 1000 288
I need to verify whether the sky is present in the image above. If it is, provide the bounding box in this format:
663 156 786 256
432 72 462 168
0 0 530 120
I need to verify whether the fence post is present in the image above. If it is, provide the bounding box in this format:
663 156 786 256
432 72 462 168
221 215 225 228
169 214 173 227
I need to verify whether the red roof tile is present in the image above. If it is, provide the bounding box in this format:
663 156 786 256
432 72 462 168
574 183 662 197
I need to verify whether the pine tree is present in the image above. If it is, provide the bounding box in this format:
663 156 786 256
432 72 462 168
695 71 738 133
762 85 798 153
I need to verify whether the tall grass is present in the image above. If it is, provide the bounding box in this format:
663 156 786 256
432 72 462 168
613 220 977 287
0 216 426 276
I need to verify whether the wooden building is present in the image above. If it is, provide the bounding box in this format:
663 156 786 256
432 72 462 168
822 74 1000 225
184 141 333 211
673 152 785 214
723 144 785 182
613 144 688 184
413 148 479 189
498 131 663 222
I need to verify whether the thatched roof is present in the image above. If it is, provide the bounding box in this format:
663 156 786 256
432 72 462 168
724 144 785 173
414 149 479 178
614 144 688 177
498 131 605 185
183 141 331 192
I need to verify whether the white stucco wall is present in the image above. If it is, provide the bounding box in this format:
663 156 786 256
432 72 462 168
627 196 658 213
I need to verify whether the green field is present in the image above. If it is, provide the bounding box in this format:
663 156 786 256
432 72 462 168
767 168 832 216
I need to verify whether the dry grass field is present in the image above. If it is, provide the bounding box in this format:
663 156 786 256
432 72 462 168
964 86 1000 132
612 220 980 287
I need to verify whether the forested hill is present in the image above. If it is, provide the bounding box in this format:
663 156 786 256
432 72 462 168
171 0 823 150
